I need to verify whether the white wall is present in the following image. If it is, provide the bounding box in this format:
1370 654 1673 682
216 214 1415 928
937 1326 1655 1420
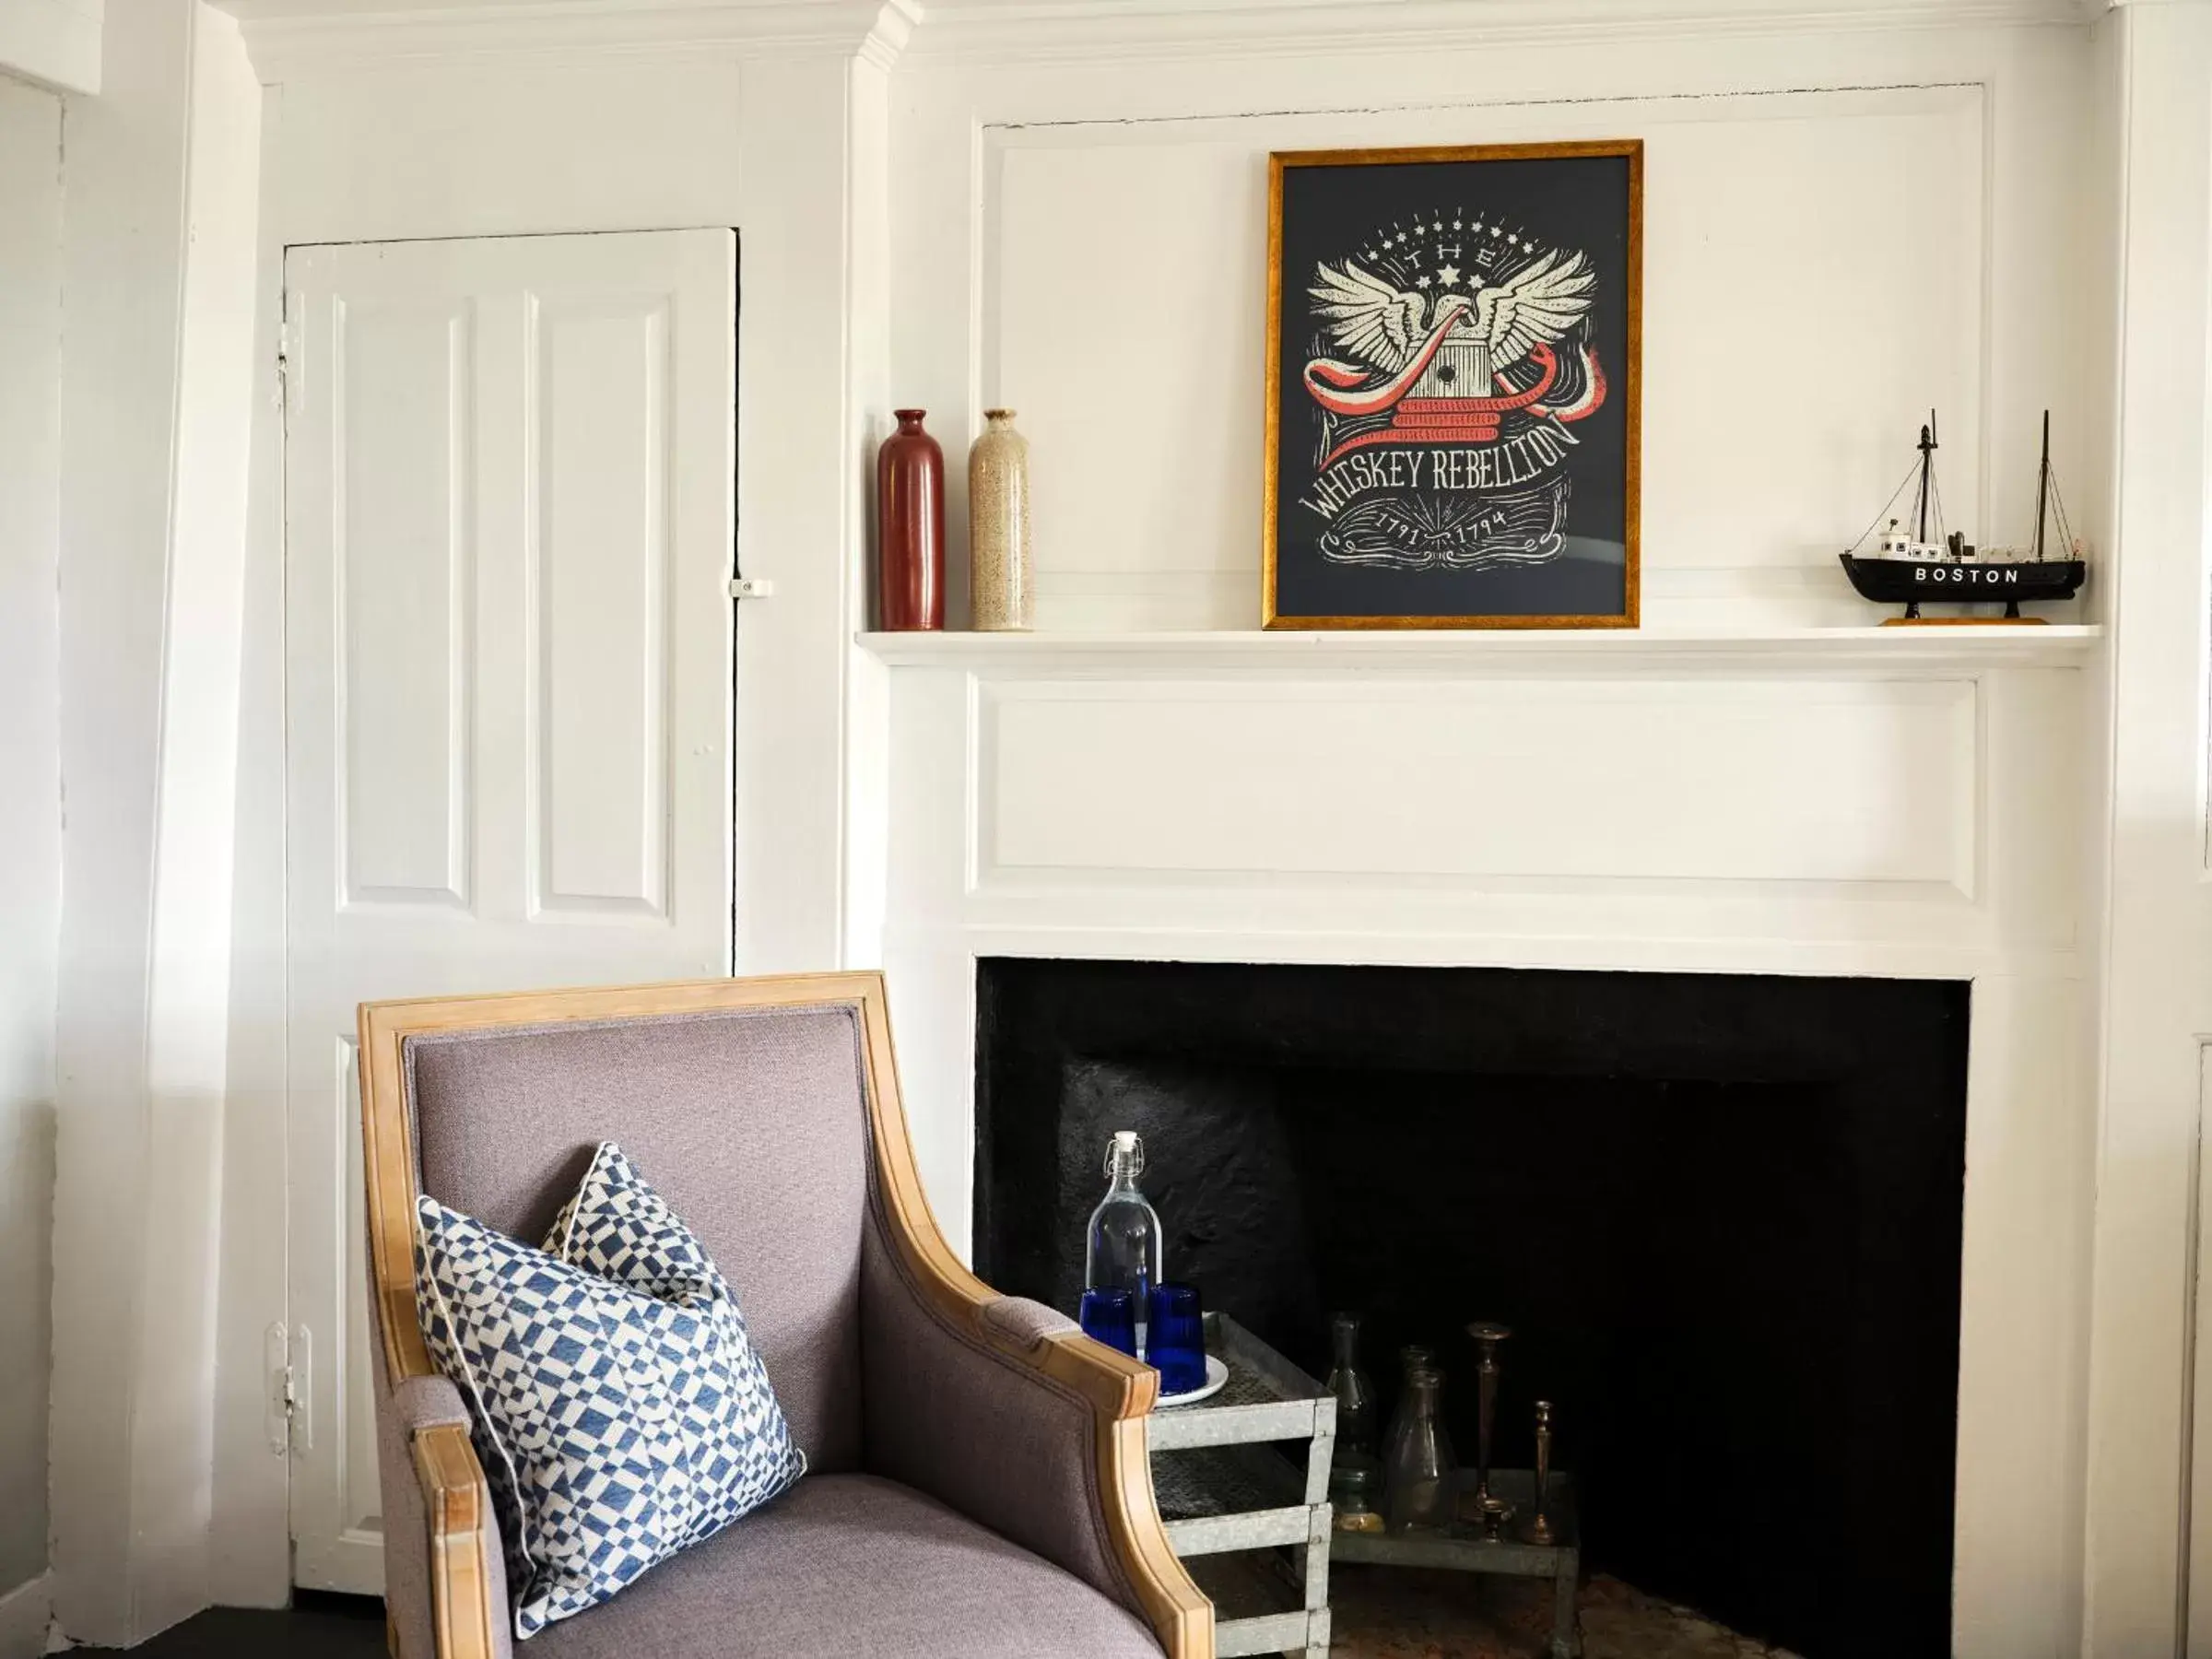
0 68 64 1653
257 47 862 1016
213 40 880 1604
160 5 2200 1652
872 10 2111 1655
2089 6 2212 1656
46 2 260 1645
889 17 2096 633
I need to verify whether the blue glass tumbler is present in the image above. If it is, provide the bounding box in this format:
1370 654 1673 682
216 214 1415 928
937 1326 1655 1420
1078 1287 1138 1358
1147 1282 1207 1395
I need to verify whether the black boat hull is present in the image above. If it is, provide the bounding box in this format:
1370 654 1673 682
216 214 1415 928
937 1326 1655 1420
1840 553 2084 613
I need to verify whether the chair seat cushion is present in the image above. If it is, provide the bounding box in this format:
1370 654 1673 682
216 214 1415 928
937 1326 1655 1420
527 1474 1165 1658
417 1144 806 1639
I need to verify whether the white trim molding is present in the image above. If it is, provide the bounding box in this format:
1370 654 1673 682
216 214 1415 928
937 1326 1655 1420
0 0 101 94
0 1573 52 1659
2081 1 2212 1653
219 0 919 78
2188 1036 2212 1654
212 0 2102 77
898 0 2099 61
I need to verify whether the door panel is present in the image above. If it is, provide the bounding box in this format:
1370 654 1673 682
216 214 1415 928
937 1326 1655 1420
337 298 473 911
534 295 673 917
283 229 736 1594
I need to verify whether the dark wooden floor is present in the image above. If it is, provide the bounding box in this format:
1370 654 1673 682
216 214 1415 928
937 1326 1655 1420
77 1592 387 1657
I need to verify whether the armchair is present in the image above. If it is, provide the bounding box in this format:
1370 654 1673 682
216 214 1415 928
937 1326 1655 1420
359 972 1212 1659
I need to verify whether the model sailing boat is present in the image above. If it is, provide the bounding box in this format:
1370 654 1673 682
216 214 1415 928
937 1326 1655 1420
1840 410 2086 622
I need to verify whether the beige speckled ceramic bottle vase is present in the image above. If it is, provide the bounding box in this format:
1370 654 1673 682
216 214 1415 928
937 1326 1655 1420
967 408 1032 631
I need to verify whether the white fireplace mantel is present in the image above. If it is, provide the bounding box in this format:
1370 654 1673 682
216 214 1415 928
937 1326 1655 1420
864 614 2097 1657
860 623 2103 674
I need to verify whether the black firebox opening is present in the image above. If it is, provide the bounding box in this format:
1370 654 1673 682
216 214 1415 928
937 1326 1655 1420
974 959 1968 1659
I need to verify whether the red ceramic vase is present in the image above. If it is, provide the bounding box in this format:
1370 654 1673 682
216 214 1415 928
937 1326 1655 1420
877 408 946 631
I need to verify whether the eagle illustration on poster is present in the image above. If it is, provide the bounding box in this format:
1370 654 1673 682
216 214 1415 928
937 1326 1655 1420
1264 143 1641 629
1303 236 1602 565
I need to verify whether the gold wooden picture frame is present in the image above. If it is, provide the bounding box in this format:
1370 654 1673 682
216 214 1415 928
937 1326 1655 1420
1263 140 1643 629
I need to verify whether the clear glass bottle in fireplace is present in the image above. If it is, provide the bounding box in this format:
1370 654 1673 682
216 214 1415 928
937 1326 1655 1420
1326 1312 1380 1455
1382 1363 1458 1534
1084 1130 1164 1351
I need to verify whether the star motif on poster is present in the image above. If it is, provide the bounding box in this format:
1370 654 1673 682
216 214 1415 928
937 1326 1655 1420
1438 264 1461 285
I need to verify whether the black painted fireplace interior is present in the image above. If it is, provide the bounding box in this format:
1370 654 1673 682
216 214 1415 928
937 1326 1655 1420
973 959 1969 1659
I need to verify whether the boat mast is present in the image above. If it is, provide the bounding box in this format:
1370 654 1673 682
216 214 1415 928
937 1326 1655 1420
1916 412 1937 544
2033 408 2051 562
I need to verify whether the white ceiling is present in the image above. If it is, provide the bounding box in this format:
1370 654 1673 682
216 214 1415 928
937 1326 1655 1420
208 0 2102 21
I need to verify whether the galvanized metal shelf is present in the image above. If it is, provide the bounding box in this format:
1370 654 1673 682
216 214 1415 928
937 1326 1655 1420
1333 1466 1583 1659
1147 1313 1335 1659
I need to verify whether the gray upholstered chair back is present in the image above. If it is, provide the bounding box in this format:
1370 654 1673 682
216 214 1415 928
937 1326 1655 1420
402 1001 872 1470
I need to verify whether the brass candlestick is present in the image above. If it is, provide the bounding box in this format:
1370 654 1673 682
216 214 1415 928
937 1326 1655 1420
1465 1321 1512 1520
1524 1399 1557 1546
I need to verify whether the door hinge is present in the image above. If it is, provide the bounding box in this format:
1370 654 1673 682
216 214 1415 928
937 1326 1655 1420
728 576 775 599
266 1322 313 1454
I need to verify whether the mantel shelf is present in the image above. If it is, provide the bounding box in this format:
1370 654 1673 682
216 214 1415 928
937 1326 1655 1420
857 624 2103 673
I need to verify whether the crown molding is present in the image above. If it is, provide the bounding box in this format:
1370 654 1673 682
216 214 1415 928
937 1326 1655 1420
898 0 2098 64
0 0 102 94
217 0 2110 80
224 0 919 80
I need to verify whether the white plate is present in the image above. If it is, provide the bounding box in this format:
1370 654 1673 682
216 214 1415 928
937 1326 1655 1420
1154 1354 1230 1408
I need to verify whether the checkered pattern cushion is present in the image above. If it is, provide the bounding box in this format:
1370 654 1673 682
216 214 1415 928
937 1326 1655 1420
415 1143 806 1639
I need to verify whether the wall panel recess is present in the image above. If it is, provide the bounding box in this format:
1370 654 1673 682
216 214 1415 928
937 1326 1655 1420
979 85 1989 631
978 677 1977 896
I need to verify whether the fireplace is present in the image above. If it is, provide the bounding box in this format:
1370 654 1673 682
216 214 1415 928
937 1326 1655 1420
973 957 1970 1658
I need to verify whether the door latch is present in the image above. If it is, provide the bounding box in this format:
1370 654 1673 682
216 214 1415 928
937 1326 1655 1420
267 1322 313 1454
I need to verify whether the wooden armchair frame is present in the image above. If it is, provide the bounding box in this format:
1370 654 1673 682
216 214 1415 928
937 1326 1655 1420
359 971 1213 1659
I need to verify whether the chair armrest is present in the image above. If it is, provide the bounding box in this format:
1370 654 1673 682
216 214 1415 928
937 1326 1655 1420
846 980 1211 1656
862 1230 1213 1658
391 1375 511 1659
974 1297 1214 1658
977 1295 1081 1350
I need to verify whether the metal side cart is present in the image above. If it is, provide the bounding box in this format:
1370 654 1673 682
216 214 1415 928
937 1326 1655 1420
1332 1466 1583 1659
1146 1313 1335 1659
1329 1324 1583 1659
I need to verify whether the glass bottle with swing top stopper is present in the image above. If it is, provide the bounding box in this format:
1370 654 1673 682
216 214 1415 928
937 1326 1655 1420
1084 1131 1164 1351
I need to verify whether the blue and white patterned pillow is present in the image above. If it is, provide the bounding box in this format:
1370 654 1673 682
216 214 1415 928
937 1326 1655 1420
415 1143 806 1639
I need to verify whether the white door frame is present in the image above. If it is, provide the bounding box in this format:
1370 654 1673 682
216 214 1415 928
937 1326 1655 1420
276 226 741 1595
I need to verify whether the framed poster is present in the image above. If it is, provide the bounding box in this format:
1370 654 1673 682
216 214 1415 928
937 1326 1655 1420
1263 141 1642 629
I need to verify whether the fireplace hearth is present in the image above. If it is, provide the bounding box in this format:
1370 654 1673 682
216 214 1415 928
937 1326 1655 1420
973 958 1969 1659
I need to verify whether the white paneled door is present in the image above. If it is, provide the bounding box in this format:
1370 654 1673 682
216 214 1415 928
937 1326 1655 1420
282 229 737 1593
